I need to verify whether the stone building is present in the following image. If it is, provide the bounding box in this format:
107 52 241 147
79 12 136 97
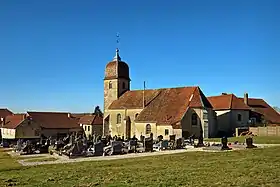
207 92 280 136
26 112 82 138
103 49 216 139
79 114 103 139
207 93 251 137
0 114 41 140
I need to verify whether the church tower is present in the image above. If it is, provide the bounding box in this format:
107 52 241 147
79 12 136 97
103 48 130 135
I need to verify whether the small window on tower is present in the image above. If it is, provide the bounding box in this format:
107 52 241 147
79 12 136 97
122 82 125 89
109 81 112 89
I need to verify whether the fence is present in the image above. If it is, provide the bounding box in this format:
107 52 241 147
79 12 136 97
249 126 280 136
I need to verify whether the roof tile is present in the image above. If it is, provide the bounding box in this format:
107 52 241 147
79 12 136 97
238 98 280 124
27 112 80 129
110 86 211 126
0 109 13 118
208 94 250 110
1 114 26 129
79 115 103 125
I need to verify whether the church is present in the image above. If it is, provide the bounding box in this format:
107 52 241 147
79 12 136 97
102 48 217 140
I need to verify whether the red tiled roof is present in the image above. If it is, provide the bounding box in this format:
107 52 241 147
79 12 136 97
71 113 92 119
27 112 80 129
104 60 130 80
1 114 26 129
109 89 161 109
207 94 250 110
0 109 13 118
110 86 211 127
79 115 103 125
238 98 280 124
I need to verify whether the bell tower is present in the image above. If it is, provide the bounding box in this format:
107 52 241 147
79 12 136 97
103 48 130 135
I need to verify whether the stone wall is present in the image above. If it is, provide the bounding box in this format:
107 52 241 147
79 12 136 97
249 126 280 136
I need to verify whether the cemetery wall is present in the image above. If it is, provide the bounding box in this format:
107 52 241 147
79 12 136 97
249 126 280 136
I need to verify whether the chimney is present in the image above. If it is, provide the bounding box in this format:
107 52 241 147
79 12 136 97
244 92 248 105
143 81 146 108
68 113 71 118
1 117 5 127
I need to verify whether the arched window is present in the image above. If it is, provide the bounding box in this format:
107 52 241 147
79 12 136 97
122 82 125 89
117 113 121 124
237 114 242 121
109 81 112 89
135 113 139 119
191 113 198 126
146 124 151 134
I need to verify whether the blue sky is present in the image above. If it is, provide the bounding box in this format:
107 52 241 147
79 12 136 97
0 0 279 113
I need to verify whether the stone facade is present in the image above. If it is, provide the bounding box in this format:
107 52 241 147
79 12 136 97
103 50 130 136
102 49 215 139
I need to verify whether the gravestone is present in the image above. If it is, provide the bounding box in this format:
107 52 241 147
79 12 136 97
189 134 195 145
246 137 257 148
221 137 232 150
176 138 183 149
195 133 204 147
93 142 104 156
140 135 145 142
162 140 169 149
144 133 153 152
158 135 163 142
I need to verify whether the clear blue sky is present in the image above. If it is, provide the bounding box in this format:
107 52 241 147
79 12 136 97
0 0 279 113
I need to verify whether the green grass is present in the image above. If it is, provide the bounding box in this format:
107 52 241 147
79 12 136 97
205 136 280 144
1 147 280 186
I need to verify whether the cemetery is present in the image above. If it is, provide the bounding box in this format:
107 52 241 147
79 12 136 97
1 137 280 186
4 131 269 167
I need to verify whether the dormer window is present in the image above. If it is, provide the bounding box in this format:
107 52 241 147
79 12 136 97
109 81 112 89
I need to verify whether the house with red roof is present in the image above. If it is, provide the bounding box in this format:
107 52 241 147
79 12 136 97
78 114 103 139
103 49 216 139
207 93 251 137
0 108 13 118
238 93 280 126
207 92 280 137
26 112 82 138
0 114 41 140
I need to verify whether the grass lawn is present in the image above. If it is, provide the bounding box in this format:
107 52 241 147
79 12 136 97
205 136 280 144
1 147 280 187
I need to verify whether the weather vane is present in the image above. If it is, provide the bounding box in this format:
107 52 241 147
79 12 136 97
116 32 120 49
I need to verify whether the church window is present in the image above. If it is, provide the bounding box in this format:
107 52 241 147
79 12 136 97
117 114 121 124
146 124 151 134
238 114 242 121
109 81 112 89
135 113 139 119
191 113 198 126
88 126 90 131
122 82 125 89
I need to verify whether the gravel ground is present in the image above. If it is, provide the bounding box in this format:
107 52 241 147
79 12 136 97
8 144 280 167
